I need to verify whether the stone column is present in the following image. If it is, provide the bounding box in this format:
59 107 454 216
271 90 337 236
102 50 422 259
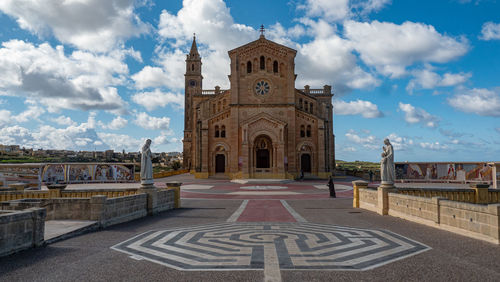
166 182 182 208
352 180 368 208
90 195 107 223
471 183 490 204
29 207 46 247
377 183 395 215
139 187 159 215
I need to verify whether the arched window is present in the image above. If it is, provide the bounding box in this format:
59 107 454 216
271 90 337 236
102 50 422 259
310 103 313 114
217 101 221 112
247 61 252 73
306 125 311 137
260 56 265 70
299 98 303 109
273 60 278 73
304 101 308 112
221 125 226 138
215 125 220 138
191 64 194 71
300 125 305 138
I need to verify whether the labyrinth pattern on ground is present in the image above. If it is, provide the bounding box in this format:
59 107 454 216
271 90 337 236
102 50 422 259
111 222 430 271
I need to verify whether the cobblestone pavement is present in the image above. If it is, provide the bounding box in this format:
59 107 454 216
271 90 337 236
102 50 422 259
1 174 499 282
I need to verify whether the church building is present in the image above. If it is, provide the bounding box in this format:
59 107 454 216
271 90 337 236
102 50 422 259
183 30 335 179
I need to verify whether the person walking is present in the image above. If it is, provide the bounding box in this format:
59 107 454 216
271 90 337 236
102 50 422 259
369 170 373 183
328 176 336 198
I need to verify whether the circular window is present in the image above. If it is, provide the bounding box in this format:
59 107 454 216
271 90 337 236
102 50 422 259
255 80 270 95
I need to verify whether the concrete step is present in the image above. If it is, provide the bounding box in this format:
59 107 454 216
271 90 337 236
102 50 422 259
44 220 99 244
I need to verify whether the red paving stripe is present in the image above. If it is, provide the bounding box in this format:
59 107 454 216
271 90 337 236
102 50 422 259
236 200 296 222
180 190 353 200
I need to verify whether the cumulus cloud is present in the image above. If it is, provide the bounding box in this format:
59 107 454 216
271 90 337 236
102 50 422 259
344 20 469 77
398 102 439 127
132 90 184 111
99 116 128 130
97 132 143 152
480 22 500 41
0 0 150 52
0 40 129 113
298 0 391 22
134 112 171 131
448 88 500 117
132 66 171 89
406 68 471 93
51 115 77 126
0 105 45 127
419 142 448 150
334 99 383 118
345 129 378 149
386 133 413 151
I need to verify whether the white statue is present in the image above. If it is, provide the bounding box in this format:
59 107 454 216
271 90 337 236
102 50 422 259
380 138 395 184
140 139 154 185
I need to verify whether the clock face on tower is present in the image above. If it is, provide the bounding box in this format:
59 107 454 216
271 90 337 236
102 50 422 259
189 80 197 87
255 80 270 95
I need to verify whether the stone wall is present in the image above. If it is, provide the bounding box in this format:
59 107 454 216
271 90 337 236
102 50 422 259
156 189 175 213
48 198 91 220
359 188 378 213
0 208 45 256
96 194 148 227
388 193 439 225
355 185 500 244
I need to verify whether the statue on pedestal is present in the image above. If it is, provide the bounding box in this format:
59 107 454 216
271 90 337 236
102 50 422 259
380 138 395 184
141 139 154 186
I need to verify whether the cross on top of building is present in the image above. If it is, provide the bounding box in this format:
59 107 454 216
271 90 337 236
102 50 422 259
259 25 265 37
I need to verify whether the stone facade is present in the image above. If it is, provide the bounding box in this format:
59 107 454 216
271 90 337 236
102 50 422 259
183 34 335 179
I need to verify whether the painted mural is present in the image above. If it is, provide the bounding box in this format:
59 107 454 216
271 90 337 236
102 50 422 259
41 163 134 184
396 162 494 182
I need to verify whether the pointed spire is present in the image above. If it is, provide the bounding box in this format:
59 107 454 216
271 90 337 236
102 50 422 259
189 33 199 56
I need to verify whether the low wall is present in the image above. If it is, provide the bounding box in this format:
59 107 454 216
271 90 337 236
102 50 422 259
156 189 175 213
92 194 148 227
0 208 45 256
354 182 500 244
359 188 378 213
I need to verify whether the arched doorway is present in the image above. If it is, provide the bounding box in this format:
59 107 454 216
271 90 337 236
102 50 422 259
215 154 225 173
301 154 311 173
254 135 273 170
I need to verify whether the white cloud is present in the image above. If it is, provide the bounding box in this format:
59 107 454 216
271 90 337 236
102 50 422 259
398 102 439 127
132 66 171 89
132 90 184 111
345 129 378 149
51 115 77 126
134 112 170 131
0 105 45 127
298 0 391 22
344 20 469 77
406 68 471 93
480 22 500 41
448 88 500 117
300 0 350 22
97 132 143 152
386 133 413 151
0 40 129 113
99 116 128 130
334 99 383 118
0 0 149 52
342 146 357 152
419 142 448 150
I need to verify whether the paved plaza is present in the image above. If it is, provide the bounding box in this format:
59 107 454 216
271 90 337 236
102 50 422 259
1 174 499 281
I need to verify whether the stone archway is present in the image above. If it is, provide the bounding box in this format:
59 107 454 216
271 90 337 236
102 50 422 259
301 154 311 173
253 135 273 172
215 154 225 173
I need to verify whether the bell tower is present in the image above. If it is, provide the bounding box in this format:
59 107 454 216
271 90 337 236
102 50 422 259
183 35 203 170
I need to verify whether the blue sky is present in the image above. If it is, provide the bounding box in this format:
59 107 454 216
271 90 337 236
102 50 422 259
0 0 499 162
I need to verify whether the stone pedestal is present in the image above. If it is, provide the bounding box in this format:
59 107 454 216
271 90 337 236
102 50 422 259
166 182 182 208
352 180 368 208
139 186 159 215
470 183 490 204
377 182 395 215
